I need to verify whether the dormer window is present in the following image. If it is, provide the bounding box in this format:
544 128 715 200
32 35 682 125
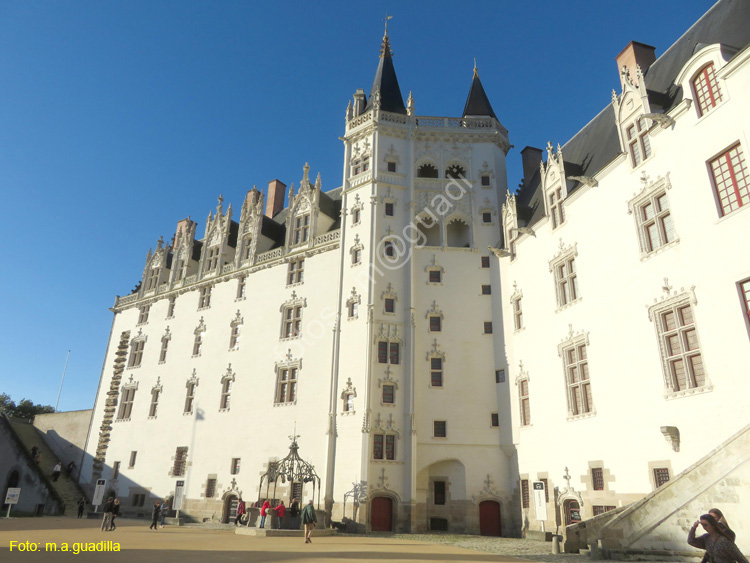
206 246 221 272
145 267 160 291
417 163 438 178
243 236 253 260
548 188 565 229
293 214 310 245
627 117 651 167
693 63 722 117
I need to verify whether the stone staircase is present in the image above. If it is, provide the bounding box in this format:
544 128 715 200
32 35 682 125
8 418 87 517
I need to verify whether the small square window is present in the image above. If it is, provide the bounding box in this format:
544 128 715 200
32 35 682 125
382 384 394 404
384 241 395 257
481 285 491 295
387 161 397 173
385 202 394 216
231 458 241 475
495 369 505 383
654 467 670 488
481 175 491 187
429 316 442 332
433 420 447 438
482 212 492 223
481 256 490 268
429 270 442 283
491 413 499 427
352 208 361 224
484 322 493 334
385 298 395 313
352 248 362 265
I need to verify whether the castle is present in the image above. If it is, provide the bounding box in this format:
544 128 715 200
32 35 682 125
79 0 750 544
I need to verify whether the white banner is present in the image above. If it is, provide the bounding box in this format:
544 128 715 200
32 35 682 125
532 481 548 521
173 480 185 510
92 479 106 506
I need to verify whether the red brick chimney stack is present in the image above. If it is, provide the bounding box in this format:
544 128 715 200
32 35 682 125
265 179 287 218
615 41 656 88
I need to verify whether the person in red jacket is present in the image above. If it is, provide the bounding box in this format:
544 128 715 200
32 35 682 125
235 498 246 526
273 501 286 529
259 500 270 528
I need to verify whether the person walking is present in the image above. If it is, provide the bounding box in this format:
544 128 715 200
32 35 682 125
259 499 270 528
289 498 300 530
273 500 286 529
149 501 161 530
52 461 62 482
109 499 120 531
101 497 114 531
688 513 747 563
77 497 86 518
301 500 316 544
159 500 169 528
234 498 246 526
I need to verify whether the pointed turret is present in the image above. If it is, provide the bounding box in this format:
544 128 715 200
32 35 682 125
365 22 406 115
462 63 497 119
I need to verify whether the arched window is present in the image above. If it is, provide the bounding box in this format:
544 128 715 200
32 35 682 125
417 163 439 178
446 218 470 247
445 164 466 179
693 63 722 116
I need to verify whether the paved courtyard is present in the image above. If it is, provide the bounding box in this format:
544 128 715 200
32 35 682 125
0 517 594 563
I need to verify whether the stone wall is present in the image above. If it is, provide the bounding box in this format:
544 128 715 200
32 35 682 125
33 410 92 473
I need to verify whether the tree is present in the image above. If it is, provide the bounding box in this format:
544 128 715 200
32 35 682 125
0 393 55 419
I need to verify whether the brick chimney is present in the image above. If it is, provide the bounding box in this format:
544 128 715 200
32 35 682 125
520 146 544 188
616 41 656 88
265 179 287 218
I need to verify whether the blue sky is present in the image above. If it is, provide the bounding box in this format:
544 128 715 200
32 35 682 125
0 1 714 412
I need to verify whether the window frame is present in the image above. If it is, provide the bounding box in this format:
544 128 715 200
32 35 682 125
518 378 530 426
198 285 213 309
693 63 723 117
709 143 749 217
433 420 447 438
275 367 298 405
430 357 443 387
287 258 305 285
292 213 310 245
117 386 136 421
561 339 594 418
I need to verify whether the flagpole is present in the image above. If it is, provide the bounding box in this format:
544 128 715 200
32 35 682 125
55 350 71 412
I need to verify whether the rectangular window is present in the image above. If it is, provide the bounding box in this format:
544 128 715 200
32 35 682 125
243 236 253 260
481 285 491 295
430 357 443 387
740 278 750 328
655 302 705 392
434 481 446 505
276 368 298 404
352 208 361 224
173 447 188 477
159 338 169 363
521 479 530 509
184 383 196 414
282 305 303 338
149 389 160 417
491 413 499 427
429 316 442 332
146 268 160 291
220 379 232 410
389 342 400 365
231 458 241 475
128 341 145 368
481 175 491 187
193 331 203 356
519 379 530 426
237 276 247 299
198 285 212 309
378 341 388 364
167 297 176 318
352 248 361 265
384 241 395 258
495 369 505 383
112 461 120 480
348 301 358 319
513 297 523 330
433 420 447 438
484 322 493 334
129 451 137 469
694 63 723 116
373 434 384 460
429 270 442 283
540 478 549 502
710 144 749 216
481 256 490 268
382 384 394 404
555 257 579 306
206 246 221 272
637 192 675 253
482 211 492 223
205 478 217 498
548 188 565 229
592 467 604 491
131 493 146 507
627 117 651 167
229 324 241 350
378 342 400 364
564 342 593 415
653 467 670 487
287 258 304 285
384 298 395 313
385 435 395 460
293 214 310 244
387 161 397 173
117 388 136 420
385 202 394 216
138 305 150 325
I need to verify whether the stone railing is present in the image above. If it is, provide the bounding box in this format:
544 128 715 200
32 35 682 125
347 110 373 130
116 294 139 307
349 171 372 189
256 247 284 264
314 230 341 246
222 263 234 274
416 116 495 129
379 112 408 125
184 274 197 285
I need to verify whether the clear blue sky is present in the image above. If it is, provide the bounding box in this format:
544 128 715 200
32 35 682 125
0 1 714 412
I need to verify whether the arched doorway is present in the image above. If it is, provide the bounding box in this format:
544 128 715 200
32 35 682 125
564 500 581 525
222 494 239 524
371 496 393 531
479 500 501 536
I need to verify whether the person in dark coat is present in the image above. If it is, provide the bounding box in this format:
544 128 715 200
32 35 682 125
289 498 300 530
109 499 120 531
77 497 86 518
149 502 161 530
101 497 114 531
234 498 246 526
688 513 747 563
301 500 317 543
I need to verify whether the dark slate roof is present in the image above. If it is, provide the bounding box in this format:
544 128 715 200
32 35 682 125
260 215 285 247
365 34 407 115
517 0 750 229
462 70 497 119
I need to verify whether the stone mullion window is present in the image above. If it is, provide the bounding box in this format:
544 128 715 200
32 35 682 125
627 117 652 167
710 144 749 216
518 379 530 426
173 447 188 477
563 343 593 416
128 337 146 368
287 258 305 285
117 386 137 420
293 214 310 245
548 188 565 229
148 387 160 418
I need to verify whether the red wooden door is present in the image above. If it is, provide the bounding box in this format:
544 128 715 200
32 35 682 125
370 497 393 531
479 500 501 536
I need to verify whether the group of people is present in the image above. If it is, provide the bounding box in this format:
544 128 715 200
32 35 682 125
688 509 747 563
149 500 169 530
235 497 317 543
99 497 121 531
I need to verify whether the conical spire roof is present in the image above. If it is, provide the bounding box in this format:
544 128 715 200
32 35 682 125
462 65 497 119
365 27 407 115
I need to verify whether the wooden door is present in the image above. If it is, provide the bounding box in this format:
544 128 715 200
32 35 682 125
479 500 501 536
370 496 393 531
565 500 581 525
